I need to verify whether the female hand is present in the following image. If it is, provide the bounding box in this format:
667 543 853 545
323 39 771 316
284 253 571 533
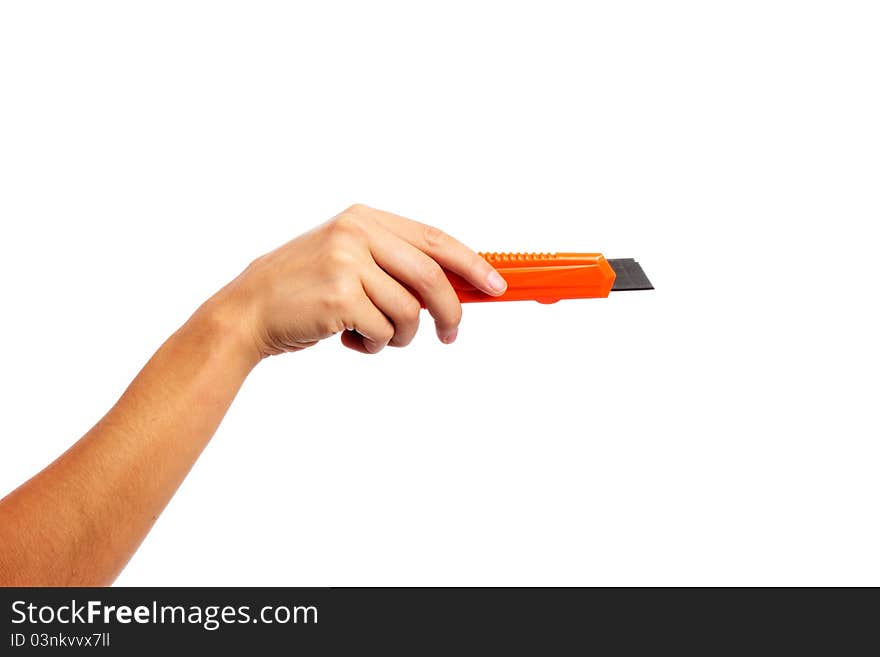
221 204 508 358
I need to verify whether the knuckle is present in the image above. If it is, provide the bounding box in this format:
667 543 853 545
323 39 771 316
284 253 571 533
418 261 446 289
324 245 357 270
402 298 422 323
471 252 491 273
327 212 363 238
320 229 363 270
422 223 446 248
391 333 414 347
346 202 369 215
322 277 359 313
322 318 346 336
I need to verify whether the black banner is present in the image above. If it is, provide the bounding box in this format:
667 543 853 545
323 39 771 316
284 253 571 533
0 587 873 653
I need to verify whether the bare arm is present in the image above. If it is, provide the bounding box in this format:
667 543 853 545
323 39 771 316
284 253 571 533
0 297 258 585
0 205 507 586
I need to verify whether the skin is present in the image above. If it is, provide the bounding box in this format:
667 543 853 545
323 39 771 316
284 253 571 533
0 204 508 586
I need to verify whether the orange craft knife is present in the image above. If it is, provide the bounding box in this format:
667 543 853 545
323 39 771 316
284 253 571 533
445 253 653 305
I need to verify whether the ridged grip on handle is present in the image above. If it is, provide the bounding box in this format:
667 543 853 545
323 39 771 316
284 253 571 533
442 253 616 304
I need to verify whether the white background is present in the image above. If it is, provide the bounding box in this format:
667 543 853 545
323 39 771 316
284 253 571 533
1 2 878 586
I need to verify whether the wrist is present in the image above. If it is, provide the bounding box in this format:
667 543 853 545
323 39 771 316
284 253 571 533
192 286 264 372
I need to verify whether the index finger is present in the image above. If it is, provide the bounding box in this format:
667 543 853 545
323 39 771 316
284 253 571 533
352 205 508 296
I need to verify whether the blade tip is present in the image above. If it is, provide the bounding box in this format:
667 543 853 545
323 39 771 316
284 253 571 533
608 258 654 291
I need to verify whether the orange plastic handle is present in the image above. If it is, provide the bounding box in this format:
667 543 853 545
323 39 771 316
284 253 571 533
444 252 616 305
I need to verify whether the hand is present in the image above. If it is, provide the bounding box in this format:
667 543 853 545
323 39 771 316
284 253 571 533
0 204 507 585
220 204 508 358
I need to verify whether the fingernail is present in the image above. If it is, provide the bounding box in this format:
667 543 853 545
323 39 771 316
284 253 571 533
440 327 458 344
487 270 507 294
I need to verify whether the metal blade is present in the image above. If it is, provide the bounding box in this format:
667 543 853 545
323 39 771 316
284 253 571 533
609 258 654 291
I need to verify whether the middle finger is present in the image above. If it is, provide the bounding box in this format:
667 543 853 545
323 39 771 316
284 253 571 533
366 225 462 343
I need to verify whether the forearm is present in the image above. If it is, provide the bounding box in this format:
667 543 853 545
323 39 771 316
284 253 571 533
0 205 499 586
0 291 260 586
